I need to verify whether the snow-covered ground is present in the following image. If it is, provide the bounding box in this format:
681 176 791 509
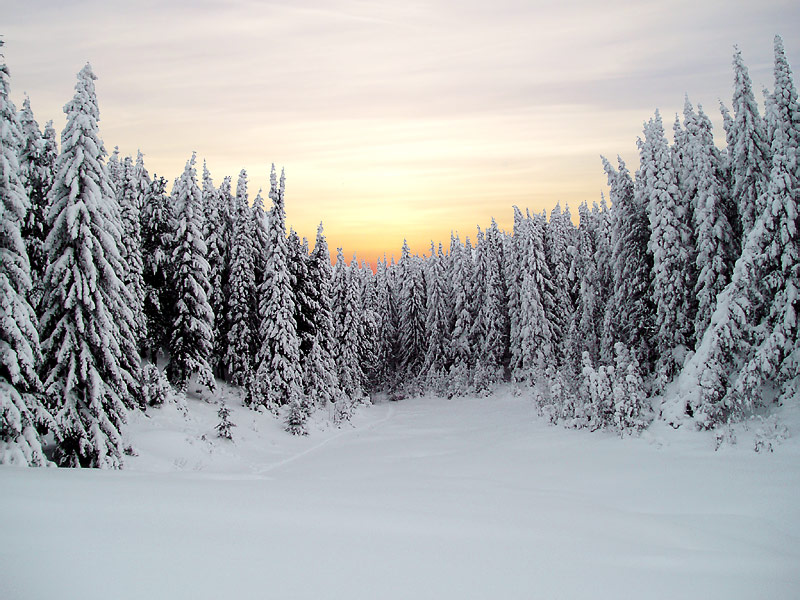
1 388 799 599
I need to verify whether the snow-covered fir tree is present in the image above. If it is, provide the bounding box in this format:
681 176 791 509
254 166 303 412
140 175 175 361
545 204 575 366
673 36 799 428
39 64 141 468
331 248 365 400
422 242 451 383
201 163 227 377
225 173 257 387
397 240 427 381
729 46 772 245
691 104 736 340
303 223 341 407
601 157 654 368
0 42 51 466
166 153 215 392
118 154 147 345
17 95 56 312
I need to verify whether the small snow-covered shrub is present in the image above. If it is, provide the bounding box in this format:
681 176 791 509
142 364 171 407
216 404 235 440
713 423 737 451
753 415 790 453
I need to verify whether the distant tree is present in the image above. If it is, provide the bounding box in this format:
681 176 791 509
254 166 303 412
166 153 215 392
303 224 341 407
118 155 147 345
225 176 257 387
140 176 175 361
17 95 55 312
728 46 772 245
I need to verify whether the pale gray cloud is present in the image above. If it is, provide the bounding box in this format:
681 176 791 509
3 0 798 261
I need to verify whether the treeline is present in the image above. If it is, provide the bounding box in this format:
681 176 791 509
1 36 798 468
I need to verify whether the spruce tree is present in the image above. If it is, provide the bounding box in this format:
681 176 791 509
0 42 51 466
18 95 55 311
166 153 215 392
641 112 696 387
225 177 257 387
692 104 736 340
201 163 225 377
397 240 427 380
729 46 772 244
304 224 341 407
331 248 365 399
40 64 141 468
422 242 451 379
118 155 147 345
254 166 303 411
675 36 800 427
140 176 175 361
600 157 653 367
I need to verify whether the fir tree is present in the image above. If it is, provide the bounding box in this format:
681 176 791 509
303 224 341 407
140 176 175 361
254 166 302 411
601 157 654 368
397 240 427 380
225 177 257 387
17 95 55 311
216 403 235 440
422 242 451 378
692 104 736 340
641 112 696 386
118 155 147 345
40 64 141 468
0 42 51 466
201 163 225 377
729 46 772 244
331 248 365 399
166 153 216 392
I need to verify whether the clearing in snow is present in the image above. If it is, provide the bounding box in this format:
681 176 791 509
1 390 798 599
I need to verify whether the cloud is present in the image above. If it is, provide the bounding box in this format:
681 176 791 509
3 0 799 261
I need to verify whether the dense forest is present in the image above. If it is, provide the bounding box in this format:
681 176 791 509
1 36 798 468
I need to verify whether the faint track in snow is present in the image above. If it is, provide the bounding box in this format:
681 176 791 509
255 404 396 476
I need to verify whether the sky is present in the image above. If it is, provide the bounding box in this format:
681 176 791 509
3 0 799 265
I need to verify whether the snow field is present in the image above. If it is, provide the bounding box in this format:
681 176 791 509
2 389 799 599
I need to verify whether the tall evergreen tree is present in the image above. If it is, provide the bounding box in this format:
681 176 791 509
303 224 341 407
225 178 257 387
692 104 736 340
675 36 800 427
422 242 450 377
206 173 233 378
140 175 175 361
17 95 55 311
118 155 147 345
40 64 141 468
166 153 215 392
600 157 653 367
397 240 427 379
0 42 51 466
331 248 365 399
729 46 772 244
254 166 302 411
640 112 695 385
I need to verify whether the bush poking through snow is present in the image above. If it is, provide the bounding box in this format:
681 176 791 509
216 404 235 440
142 365 171 407
753 416 790 453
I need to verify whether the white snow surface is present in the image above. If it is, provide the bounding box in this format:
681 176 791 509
1 386 799 599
